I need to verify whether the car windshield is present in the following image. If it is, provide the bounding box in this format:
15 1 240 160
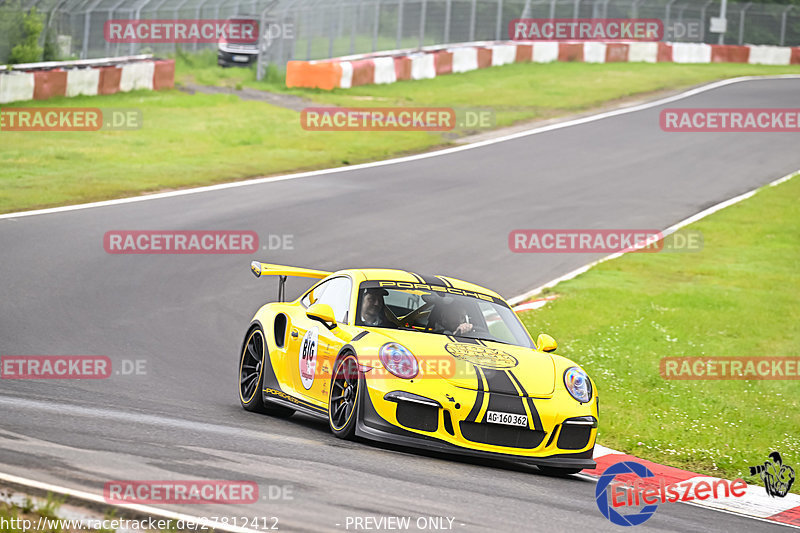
354 281 534 348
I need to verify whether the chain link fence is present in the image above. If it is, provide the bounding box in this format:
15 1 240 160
2 0 799 67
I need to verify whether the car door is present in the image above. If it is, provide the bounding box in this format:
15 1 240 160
289 276 353 406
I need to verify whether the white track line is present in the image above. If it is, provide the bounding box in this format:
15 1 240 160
0 472 262 533
509 169 799 306
2 75 799 220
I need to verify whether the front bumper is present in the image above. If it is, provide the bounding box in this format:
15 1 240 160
217 49 258 67
356 378 597 470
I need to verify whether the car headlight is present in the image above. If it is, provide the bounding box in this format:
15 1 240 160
564 367 592 403
379 343 418 379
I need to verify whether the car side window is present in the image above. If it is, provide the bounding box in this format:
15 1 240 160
301 281 328 308
314 277 352 323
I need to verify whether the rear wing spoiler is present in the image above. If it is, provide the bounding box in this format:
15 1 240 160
250 261 332 302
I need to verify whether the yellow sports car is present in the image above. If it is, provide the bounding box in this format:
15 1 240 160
238 263 598 474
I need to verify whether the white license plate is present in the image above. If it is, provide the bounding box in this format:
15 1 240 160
232 55 250 62
485 411 528 427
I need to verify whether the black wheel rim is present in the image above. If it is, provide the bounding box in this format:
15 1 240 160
330 356 359 430
240 330 264 403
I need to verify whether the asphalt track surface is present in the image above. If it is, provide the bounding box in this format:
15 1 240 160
1 78 799 532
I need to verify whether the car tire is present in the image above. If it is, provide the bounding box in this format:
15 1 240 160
239 326 294 417
328 353 361 439
537 466 582 476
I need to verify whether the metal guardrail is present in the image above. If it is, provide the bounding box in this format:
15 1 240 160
2 54 154 72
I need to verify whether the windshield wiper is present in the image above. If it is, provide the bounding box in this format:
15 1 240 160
462 336 512 346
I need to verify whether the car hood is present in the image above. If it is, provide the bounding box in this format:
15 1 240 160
366 329 555 397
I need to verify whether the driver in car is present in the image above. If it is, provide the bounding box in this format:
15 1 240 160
440 303 474 336
359 288 389 326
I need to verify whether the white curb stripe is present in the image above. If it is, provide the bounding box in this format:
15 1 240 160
0 472 263 533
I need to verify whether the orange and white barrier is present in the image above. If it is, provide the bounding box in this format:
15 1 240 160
286 40 800 90
0 56 175 104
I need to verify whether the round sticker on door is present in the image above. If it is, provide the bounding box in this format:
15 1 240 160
299 327 319 390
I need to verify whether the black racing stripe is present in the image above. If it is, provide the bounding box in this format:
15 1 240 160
464 366 485 423
446 335 457 343
481 367 519 395
506 370 544 431
454 337 480 344
436 276 453 287
409 272 425 283
352 331 369 342
485 391 528 417
417 273 446 287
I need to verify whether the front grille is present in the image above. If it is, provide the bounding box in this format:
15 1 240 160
459 422 545 449
557 425 592 450
395 402 439 432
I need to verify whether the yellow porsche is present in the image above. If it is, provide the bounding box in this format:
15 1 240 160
238 263 599 474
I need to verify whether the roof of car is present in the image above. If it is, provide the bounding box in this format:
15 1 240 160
337 268 504 300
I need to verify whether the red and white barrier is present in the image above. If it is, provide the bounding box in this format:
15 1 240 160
410 53 436 80
672 42 713 63
452 47 479 73
583 42 607 63
0 57 175 104
748 45 793 65
0 72 35 104
286 40 800 90
120 61 155 92
66 68 100 97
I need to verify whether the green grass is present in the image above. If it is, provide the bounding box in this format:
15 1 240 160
518 174 800 491
178 49 800 128
2 52 800 213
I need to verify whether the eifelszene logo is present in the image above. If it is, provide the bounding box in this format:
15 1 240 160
749 452 795 497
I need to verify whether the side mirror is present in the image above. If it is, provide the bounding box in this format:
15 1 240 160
307 303 337 328
536 333 557 353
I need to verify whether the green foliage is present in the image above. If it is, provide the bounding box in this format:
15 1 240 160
42 26 60 61
8 7 44 64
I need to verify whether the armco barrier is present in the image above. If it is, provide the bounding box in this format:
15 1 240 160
0 56 175 104
628 42 659 63
33 70 68 100
66 68 101 97
410 53 436 80
452 48 478 73
583 42 606 64
285 39 800 90
605 43 630 62
533 42 559 63
749 45 793 65
98 66 122 95
711 44 750 63
672 42 712 64
0 72 35 104
120 61 155 92
152 59 176 90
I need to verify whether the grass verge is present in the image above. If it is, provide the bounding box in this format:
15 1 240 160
2 52 799 213
517 174 800 492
